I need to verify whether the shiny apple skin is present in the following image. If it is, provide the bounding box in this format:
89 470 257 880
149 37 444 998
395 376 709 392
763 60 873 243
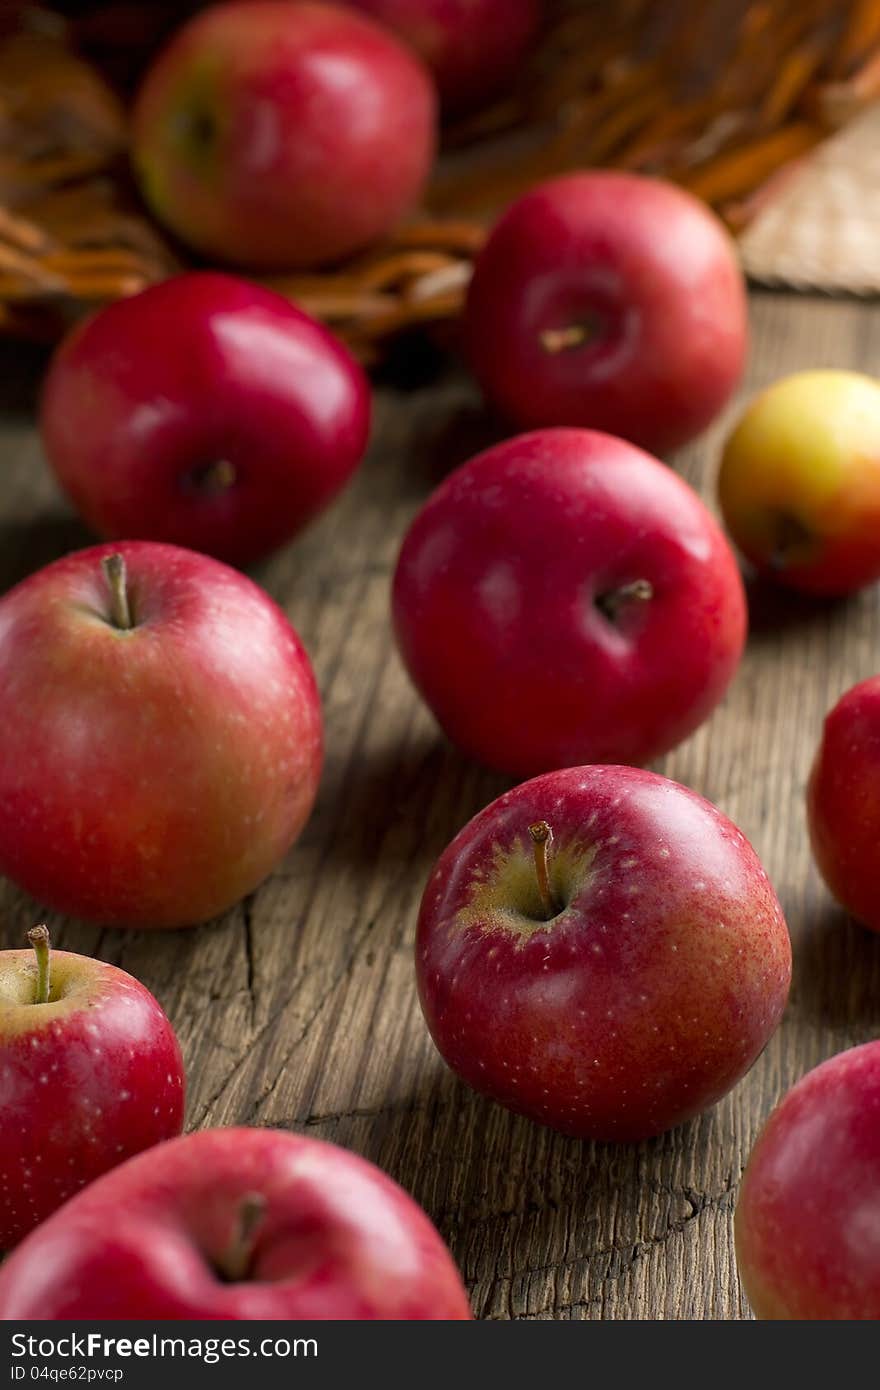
416 766 791 1141
131 1 437 269
40 273 371 568
807 676 880 932
736 1041 880 1319
0 946 184 1249
344 0 540 113
0 1127 472 1319
464 172 748 454
0 541 322 928
719 370 880 596
392 427 747 777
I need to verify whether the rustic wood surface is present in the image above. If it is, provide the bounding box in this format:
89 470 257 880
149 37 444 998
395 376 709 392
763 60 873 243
1 288 879 1320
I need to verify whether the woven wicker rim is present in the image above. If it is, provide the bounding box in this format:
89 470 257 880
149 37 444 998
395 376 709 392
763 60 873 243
2 0 879 357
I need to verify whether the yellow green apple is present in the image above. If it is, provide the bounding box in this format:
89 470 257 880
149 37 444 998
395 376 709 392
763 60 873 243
718 369 880 595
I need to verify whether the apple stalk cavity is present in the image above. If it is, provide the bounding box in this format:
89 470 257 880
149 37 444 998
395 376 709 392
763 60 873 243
539 320 601 354
393 428 746 776
187 459 237 496
0 540 323 928
416 765 791 1141
219 1192 267 1283
0 1129 472 1319
0 928 185 1248
465 172 747 454
719 370 880 596
595 578 654 624
40 273 371 568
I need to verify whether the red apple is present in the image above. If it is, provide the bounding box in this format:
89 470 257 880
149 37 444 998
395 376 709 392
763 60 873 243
392 427 746 777
0 542 322 928
807 675 880 932
0 926 184 1249
464 172 748 454
416 765 791 1141
735 1041 880 1318
0 1126 472 1319
343 0 540 114
131 1 437 269
40 272 371 568
718 370 880 596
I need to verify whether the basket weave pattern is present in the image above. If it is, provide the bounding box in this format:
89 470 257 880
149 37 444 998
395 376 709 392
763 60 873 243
1 1 879 358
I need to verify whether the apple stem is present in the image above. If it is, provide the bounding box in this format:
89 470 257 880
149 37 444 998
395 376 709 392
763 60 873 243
539 310 606 355
596 578 654 622
102 553 133 631
528 821 558 920
192 460 237 495
27 925 51 1005
220 1192 267 1283
540 324 588 354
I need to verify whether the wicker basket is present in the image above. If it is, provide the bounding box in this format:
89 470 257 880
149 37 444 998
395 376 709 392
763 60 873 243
2 0 879 360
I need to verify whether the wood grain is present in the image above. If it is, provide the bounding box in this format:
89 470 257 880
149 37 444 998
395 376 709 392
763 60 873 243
2 290 880 1319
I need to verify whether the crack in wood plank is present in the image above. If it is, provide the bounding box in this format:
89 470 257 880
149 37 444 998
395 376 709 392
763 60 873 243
241 894 257 1029
477 1173 740 1320
190 914 379 1129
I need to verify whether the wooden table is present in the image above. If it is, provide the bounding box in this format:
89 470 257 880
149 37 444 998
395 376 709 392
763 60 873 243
2 288 879 1320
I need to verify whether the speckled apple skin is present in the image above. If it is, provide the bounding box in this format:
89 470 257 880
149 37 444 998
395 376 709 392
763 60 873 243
735 1041 880 1319
0 1128 471 1320
416 766 791 1141
0 541 322 927
392 428 747 777
132 1 436 269
0 949 184 1249
807 675 880 932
